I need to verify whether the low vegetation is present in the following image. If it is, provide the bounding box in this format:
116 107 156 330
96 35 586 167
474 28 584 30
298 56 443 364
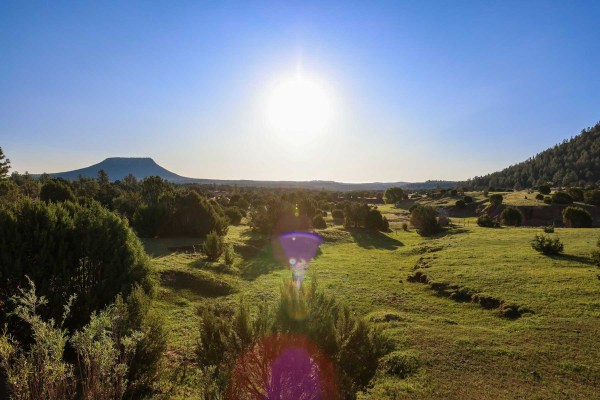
531 234 564 255
562 206 593 228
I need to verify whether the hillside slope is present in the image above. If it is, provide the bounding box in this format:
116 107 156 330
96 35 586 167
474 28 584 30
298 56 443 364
465 122 600 189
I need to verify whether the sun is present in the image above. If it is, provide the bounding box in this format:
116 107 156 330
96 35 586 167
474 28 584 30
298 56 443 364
266 74 331 141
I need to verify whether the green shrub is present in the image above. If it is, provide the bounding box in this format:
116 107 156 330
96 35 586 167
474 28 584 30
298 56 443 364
224 206 244 225
552 191 573 204
40 180 76 203
312 214 327 229
0 279 163 400
402 222 408 231
408 204 419 213
584 190 600 206
489 194 503 205
383 187 405 204
531 234 564 255
463 195 473 203
0 199 153 335
410 205 440 236
543 195 552 204
455 199 466 209
501 206 523 226
224 245 235 266
477 214 498 228
562 206 592 228
535 193 544 201
568 188 584 202
331 209 344 220
365 208 387 231
538 185 551 195
544 225 555 233
196 279 391 399
382 216 390 231
133 191 228 237
203 230 225 261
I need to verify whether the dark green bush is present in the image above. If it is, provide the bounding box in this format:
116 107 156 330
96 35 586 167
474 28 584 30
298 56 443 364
489 194 503 205
410 205 440 236
584 190 600 206
544 225 555 233
365 208 387 231
203 230 225 261
380 216 390 232
224 206 244 225
562 206 592 228
477 214 498 228
531 234 564 255
455 199 466 209
568 188 584 202
538 185 551 195
0 198 153 334
535 193 544 201
383 187 404 204
331 209 344 220
543 196 552 204
40 179 76 203
402 222 408 231
463 196 473 204
501 206 523 226
312 214 327 229
133 191 228 237
344 203 370 228
552 191 573 204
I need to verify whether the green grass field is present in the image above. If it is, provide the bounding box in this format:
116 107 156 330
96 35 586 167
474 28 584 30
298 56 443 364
147 210 600 399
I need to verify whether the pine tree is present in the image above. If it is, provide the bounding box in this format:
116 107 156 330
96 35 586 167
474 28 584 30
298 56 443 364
0 147 10 179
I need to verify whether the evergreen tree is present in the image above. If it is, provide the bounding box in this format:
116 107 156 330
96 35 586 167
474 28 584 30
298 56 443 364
0 147 10 179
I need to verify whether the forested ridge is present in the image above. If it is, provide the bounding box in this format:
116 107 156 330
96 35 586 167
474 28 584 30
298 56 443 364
465 122 600 189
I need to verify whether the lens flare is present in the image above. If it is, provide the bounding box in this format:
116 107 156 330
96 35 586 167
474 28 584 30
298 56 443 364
226 334 338 400
275 232 323 287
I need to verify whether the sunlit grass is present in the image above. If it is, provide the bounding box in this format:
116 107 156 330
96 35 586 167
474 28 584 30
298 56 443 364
148 208 600 399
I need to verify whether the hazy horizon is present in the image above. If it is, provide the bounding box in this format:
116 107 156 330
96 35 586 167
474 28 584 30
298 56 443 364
2 1 600 182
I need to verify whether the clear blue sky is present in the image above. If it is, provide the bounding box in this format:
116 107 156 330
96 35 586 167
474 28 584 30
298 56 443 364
1 0 599 182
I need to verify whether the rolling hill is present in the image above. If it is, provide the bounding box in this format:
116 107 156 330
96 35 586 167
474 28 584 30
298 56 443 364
465 122 600 189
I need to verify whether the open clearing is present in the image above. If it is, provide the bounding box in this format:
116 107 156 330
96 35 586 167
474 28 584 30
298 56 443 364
148 208 600 399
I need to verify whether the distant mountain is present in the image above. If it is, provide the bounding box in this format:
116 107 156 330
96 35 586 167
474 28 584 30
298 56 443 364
48 157 192 183
465 122 600 189
45 157 457 191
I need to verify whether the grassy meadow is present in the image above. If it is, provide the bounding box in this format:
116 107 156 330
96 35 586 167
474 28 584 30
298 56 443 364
146 204 600 399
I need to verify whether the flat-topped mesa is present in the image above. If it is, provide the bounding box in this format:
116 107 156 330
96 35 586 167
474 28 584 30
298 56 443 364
49 157 189 182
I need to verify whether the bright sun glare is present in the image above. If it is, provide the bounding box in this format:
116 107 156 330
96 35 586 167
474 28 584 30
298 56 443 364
266 74 331 142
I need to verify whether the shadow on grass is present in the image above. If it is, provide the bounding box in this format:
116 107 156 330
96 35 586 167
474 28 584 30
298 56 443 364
160 269 236 297
142 237 203 257
241 248 282 280
432 227 470 238
348 228 403 250
548 253 594 265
